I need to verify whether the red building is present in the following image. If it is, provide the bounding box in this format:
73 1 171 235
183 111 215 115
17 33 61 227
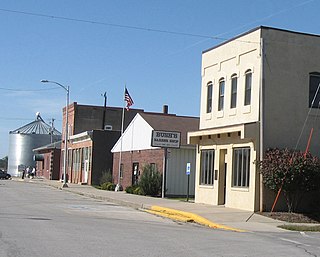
60 102 144 185
67 130 120 185
33 141 61 180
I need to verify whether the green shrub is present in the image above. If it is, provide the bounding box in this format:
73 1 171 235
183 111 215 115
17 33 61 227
133 186 143 195
101 182 110 190
125 185 137 194
139 164 162 196
125 185 132 194
106 183 116 191
101 182 116 191
99 170 113 185
125 185 143 195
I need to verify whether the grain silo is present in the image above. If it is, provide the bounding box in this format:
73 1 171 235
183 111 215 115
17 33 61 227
8 112 61 177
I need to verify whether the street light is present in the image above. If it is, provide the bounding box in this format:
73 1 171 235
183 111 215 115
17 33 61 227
41 79 69 188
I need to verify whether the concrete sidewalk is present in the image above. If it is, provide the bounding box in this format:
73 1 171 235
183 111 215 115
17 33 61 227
19 178 287 233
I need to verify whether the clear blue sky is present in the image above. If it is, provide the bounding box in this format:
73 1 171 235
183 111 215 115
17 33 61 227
0 0 319 158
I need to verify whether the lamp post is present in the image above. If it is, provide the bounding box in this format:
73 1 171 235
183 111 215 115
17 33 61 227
41 80 69 188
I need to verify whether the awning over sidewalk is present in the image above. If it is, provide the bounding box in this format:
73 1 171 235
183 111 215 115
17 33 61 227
188 122 259 145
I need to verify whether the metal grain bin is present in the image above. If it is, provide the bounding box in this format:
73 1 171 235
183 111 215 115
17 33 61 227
8 113 61 177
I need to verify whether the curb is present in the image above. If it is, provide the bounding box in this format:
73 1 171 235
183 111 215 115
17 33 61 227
147 206 246 232
61 187 147 210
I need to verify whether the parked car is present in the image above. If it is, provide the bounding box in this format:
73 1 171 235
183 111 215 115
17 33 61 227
0 169 11 180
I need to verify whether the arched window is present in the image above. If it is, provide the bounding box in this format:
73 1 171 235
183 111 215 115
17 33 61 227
230 74 237 109
206 81 213 113
309 72 320 108
244 70 252 106
218 78 225 111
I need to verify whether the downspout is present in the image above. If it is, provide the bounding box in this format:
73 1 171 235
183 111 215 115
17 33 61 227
259 36 265 212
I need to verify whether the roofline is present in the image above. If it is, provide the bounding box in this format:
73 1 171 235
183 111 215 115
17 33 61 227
203 26 320 54
69 131 93 140
140 111 199 120
70 102 199 118
33 140 62 152
203 26 261 54
70 102 144 112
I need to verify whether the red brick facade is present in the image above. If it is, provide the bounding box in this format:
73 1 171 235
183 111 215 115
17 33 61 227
113 149 164 190
66 140 93 185
35 149 61 180
60 102 144 184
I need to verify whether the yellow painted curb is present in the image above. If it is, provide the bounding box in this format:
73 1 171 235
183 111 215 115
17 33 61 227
149 206 246 232
145 210 192 223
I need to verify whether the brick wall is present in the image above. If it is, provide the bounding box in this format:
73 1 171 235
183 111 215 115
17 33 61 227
35 149 60 180
68 139 93 184
113 148 164 189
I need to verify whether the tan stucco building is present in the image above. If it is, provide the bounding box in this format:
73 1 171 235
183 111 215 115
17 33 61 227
189 26 320 212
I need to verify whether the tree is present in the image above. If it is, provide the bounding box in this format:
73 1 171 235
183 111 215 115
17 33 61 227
139 164 162 196
0 156 8 170
257 148 320 212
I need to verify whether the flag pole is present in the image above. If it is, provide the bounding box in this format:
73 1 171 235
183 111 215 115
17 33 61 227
116 85 126 191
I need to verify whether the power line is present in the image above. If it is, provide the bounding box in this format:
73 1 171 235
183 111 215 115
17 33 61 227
0 0 315 45
0 86 60 92
0 117 62 121
0 7 257 44
0 117 34 121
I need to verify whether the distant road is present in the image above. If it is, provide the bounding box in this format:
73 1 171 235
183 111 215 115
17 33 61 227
1 180 320 257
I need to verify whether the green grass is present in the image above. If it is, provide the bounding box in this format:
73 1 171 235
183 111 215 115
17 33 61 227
279 224 320 232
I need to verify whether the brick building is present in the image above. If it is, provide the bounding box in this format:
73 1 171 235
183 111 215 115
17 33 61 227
68 130 119 185
33 141 61 180
112 111 199 196
60 102 144 185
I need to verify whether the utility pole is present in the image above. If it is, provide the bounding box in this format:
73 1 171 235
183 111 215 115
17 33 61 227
102 92 107 130
50 118 55 143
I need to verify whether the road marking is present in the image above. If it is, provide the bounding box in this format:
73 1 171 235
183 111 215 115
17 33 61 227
280 237 310 247
300 231 320 241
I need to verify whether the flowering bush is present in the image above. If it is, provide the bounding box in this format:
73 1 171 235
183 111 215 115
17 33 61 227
257 148 320 212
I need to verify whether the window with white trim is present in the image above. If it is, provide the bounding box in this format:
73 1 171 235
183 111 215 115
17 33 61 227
230 74 237 109
218 78 225 111
244 70 252 106
232 147 250 188
200 149 214 185
206 82 213 113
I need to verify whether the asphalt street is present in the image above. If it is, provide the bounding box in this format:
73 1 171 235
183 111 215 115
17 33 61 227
1 180 320 257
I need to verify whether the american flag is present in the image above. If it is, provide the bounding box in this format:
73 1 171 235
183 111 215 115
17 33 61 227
124 88 134 110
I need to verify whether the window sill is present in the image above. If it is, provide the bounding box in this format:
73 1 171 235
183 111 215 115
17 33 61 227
229 108 237 116
243 105 251 114
199 184 214 189
205 112 212 120
217 110 224 118
231 187 249 192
